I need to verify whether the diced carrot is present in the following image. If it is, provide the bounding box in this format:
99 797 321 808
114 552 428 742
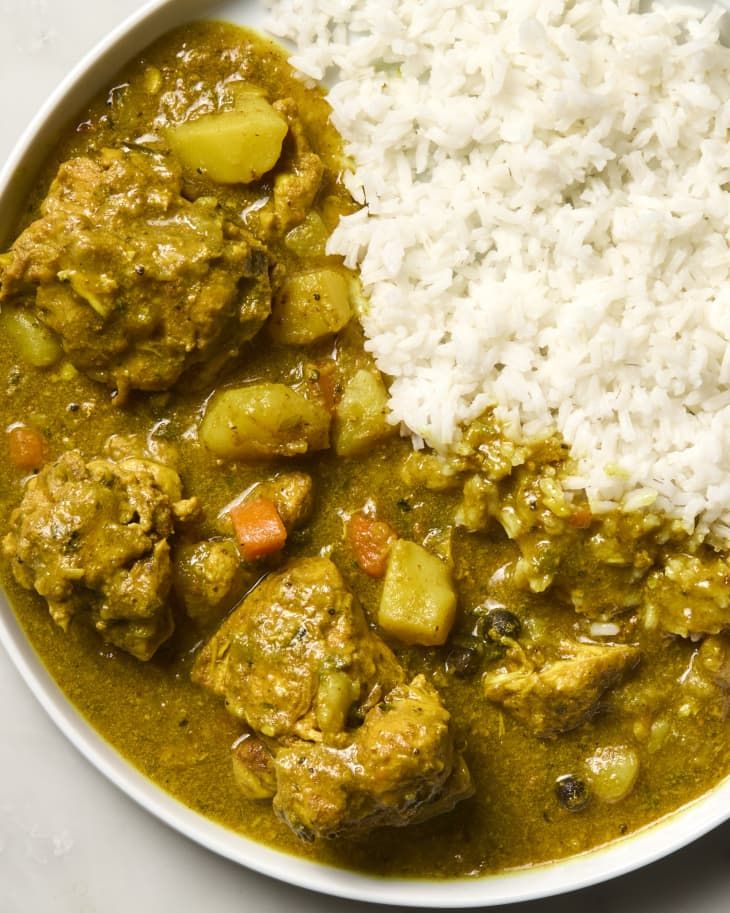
7 425 47 470
347 511 397 578
230 497 287 561
569 508 593 529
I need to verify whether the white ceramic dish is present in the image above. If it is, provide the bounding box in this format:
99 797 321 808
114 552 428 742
0 0 728 906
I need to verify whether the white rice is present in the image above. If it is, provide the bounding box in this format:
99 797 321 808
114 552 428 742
266 0 730 538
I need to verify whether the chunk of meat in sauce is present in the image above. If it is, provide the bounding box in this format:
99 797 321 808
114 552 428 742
232 733 278 800
191 556 403 742
644 552 730 638
257 98 324 237
173 538 251 627
2 436 197 660
192 555 473 839
274 675 474 840
0 148 271 399
483 640 640 738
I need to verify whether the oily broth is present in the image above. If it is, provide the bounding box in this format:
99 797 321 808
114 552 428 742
4 421 726 876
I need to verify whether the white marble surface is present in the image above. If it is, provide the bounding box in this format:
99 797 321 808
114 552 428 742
0 1 728 910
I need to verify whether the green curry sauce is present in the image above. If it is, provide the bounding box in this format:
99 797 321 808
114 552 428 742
0 22 728 879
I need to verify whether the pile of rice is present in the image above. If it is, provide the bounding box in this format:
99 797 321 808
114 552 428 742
267 0 730 538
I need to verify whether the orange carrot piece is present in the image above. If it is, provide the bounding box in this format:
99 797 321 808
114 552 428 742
569 508 593 529
7 425 46 470
347 511 397 578
230 497 287 561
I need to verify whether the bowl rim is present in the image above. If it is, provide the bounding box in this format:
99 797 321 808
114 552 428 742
0 0 728 906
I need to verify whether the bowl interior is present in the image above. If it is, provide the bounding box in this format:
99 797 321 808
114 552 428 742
0 0 728 906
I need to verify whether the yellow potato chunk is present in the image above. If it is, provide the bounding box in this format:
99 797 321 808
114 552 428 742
378 540 457 646
200 383 330 460
333 368 395 457
167 95 288 185
284 211 329 258
0 307 62 367
315 670 360 734
269 269 351 345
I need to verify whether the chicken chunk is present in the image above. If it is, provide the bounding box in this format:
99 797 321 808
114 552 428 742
192 556 473 838
0 148 270 399
231 733 278 800
191 557 403 741
2 438 196 659
274 676 473 840
173 538 251 627
483 641 640 737
643 552 730 638
256 99 324 237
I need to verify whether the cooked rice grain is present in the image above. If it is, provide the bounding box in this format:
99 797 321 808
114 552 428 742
267 0 730 537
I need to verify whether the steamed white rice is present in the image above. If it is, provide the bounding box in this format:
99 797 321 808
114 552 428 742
267 0 730 538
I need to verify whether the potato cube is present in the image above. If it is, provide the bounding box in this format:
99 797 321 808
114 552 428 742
269 269 351 345
378 540 457 646
200 383 330 460
284 211 329 258
0 307 62 368
167 95 288 184
333 369 395 457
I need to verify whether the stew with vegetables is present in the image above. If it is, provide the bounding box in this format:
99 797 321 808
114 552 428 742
0 21 728 878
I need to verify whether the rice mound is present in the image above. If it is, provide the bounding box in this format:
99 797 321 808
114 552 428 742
267 0 730 538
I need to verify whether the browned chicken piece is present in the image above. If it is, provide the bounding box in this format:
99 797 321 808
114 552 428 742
192 556 403 742
255 99 324 237
192 556 473 838
273 675 474 840
2 436 197 660
483 640 640 738
0 147 270 399
231 734 278 800
643 552 730 638
172 538 252 627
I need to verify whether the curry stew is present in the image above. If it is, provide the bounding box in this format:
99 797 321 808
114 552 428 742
0 22 728 878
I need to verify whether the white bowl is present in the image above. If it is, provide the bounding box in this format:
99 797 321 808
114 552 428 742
0 0 728 906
